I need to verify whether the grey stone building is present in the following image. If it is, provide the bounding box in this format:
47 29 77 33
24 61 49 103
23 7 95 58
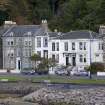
1 21 47 71
0 26 9 69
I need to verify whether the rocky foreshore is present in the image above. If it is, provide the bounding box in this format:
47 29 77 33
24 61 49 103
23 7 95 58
23 87 105 105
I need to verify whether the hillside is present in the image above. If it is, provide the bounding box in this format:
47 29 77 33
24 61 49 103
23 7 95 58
0 0 105 32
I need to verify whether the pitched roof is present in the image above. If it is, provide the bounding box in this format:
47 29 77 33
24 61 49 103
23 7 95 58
0 27 9 36
48 32 63 38
2 25 41 37
55 30 99 40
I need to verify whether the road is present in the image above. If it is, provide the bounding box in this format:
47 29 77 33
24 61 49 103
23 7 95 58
0 73 104 80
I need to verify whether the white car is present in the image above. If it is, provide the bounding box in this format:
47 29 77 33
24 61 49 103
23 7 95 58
71 70 88 76
55 69 68 75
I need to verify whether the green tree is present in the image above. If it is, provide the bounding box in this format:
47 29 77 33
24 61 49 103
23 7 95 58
87 62 104 74
0 10 9 25
49 0 88 32
30 53 41 70
27 0 52 24
48 58 57 71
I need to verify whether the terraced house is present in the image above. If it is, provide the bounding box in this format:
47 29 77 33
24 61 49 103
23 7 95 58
0 21 104 71
49 31 103 70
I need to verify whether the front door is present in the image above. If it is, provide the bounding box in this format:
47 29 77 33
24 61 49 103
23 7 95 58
72 57 76 66
18 60 21 70
66 57 69 66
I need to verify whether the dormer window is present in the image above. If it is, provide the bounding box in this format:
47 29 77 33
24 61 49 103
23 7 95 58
10 32 14 36
27 32 32 36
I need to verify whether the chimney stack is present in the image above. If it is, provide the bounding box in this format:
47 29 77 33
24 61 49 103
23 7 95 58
4 21 16 28
41 19 50 32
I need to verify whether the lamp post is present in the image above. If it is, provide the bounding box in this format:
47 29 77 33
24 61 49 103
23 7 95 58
89 31 92 79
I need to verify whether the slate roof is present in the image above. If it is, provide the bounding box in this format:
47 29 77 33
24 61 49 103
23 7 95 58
48 32 59 37
2 25 41 37
48 32 64 38
55 30 100 40
0 27 9 37
1 25 100 40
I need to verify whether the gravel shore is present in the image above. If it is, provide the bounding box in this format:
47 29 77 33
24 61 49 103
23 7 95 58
23 87 105 105
0 82 105 105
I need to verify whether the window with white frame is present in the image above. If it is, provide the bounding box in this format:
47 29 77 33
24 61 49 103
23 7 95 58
43 37 48 47
79 54 87 63
64 42 68 51
52 42 55 51
52 54 55 60
37 51 41 57
72 42 75 50
7 41 10 45
37 37 41 48
29 41 32 46
79 42 83 50
56 42 59 51
25 40 32 46
11 41 14 45
84 55 86 63
25 41 28 46
79 54 83 62
7 41 14 46
99 42 103 50
79 42 86 50
84 42 86 50
8 53 14 58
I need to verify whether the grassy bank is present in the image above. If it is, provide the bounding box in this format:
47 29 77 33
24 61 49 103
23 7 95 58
32 75 105 85
0 75 105 85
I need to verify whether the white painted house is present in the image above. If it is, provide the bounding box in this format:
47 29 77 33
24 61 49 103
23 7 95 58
48 31 103 69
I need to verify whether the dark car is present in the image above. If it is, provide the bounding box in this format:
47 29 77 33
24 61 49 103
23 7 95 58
36 70 48 75
21 70 36 75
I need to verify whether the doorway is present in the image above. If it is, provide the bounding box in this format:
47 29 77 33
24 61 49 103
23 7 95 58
18 60 21 70
66 57 69 66
72 57 76 66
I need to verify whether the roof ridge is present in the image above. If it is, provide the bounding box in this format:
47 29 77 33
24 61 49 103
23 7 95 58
14 25 40 27
67 30 91 33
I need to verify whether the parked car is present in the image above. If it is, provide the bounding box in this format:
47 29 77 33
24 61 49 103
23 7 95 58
36 70 48 75
21 70 36 75
73 71 89 76
55 69 68 75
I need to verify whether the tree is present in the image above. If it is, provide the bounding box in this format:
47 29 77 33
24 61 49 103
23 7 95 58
37 57 57 74
0 10 9 25
30 53 41 70
49 0 88 32
87 62 104 74
47 58 57 71
27 0 52 24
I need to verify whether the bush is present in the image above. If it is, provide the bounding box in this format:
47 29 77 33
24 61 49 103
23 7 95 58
87 62 104 74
